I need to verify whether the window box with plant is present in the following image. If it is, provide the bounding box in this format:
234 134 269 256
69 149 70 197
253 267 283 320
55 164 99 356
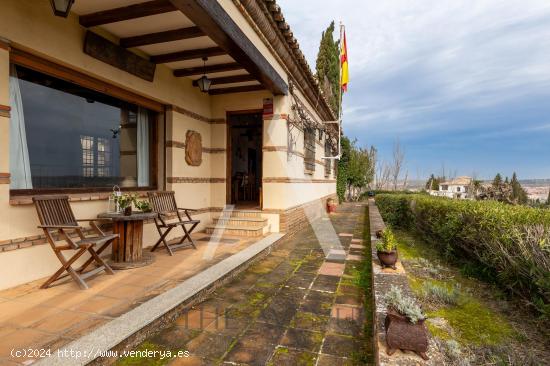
384 285 429 360
376 227 398 269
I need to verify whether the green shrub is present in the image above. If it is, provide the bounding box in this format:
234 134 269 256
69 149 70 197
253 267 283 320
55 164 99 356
376 194 550 319
376 227 398 252
421 281 461 305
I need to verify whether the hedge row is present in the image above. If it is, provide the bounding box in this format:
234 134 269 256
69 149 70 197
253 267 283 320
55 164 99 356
375 193 550 318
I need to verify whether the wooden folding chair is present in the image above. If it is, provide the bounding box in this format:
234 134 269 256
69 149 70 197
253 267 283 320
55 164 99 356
147 191 200 256
33 195 118 290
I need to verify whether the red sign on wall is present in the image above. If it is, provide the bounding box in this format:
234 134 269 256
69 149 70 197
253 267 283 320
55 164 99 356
263 98 273 118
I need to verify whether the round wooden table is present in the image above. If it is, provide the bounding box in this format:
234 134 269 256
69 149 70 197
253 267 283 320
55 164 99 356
98 211 158 270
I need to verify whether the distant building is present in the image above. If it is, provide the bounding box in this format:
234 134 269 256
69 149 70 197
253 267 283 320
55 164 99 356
430 176 472 199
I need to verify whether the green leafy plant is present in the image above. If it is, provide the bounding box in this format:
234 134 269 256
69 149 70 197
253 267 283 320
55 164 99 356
112 193 136 209
385 285 426 323
134 199 152 212
376 227 398 252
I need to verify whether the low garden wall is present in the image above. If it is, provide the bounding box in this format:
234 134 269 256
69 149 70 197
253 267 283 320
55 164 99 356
376 193 550 319
368 199 443 365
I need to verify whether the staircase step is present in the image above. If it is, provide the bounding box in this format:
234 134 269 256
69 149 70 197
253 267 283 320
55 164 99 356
213 216 267 227
205 224 264 237
227 210 262 218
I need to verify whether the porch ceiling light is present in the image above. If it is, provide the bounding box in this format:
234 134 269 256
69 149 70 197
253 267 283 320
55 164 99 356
50 0 74 18
196 57 212 93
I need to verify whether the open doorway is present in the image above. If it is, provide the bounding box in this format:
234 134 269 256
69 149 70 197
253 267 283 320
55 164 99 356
226 111 263 209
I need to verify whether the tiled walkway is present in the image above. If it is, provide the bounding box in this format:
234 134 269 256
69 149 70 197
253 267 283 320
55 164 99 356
120 203 373 365
0 233 263 365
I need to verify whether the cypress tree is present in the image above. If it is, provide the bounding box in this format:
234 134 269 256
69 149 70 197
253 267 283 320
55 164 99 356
547 189 550 206
492 173 502 188
315 21 340 115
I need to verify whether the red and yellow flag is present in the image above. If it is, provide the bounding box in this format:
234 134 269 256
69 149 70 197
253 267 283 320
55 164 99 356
340 30 349 92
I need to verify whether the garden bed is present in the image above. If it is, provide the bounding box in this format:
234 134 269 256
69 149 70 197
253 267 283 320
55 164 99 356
394 228 550 365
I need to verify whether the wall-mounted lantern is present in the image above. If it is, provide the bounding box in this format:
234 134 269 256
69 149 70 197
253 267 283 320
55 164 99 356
50 0 74 18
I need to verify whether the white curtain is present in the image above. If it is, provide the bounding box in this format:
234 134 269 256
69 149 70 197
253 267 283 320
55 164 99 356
137 107 149 187
9 64 32 189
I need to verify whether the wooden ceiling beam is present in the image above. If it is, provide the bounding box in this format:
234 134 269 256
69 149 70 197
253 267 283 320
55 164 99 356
168 0 287 95
120 26 205 48
79 0 177 28
208 85 265 95
192 74 256 86
173 62 243 77
150 47 225 64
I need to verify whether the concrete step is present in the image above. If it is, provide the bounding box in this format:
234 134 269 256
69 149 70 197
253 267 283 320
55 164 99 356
205 224 264 237
212 216 268 227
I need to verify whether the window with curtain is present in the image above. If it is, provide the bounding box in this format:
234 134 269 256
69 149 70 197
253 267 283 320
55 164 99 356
304 127 316 173
10 65 154 191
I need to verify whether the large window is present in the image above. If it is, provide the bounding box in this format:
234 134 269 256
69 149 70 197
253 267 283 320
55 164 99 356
9 65 155 191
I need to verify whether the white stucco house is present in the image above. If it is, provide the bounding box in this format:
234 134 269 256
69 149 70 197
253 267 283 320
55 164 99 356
430 176 472 199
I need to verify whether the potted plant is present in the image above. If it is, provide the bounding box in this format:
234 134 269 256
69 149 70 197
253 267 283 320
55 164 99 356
384 285 429 360
326 197 337 213
134 199 152 213
112 193 136 216
376 227 398 269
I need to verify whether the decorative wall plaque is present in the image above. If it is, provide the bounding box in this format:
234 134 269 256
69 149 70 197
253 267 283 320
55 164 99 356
185 130 202 166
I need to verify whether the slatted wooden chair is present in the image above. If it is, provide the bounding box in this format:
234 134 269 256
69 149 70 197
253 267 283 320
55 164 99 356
147 191 200 255
33 195 118 290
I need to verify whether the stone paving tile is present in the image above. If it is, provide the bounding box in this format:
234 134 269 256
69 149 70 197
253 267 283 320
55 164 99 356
321 334 361 358
224 343 277 365
290 311 330 332
318 262 345 276
280 327 323 352
269 347 318 365
346 254 364 262
317 354 354 366
186 332 234 360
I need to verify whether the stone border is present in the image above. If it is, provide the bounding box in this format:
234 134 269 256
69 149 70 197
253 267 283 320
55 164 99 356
368 199 443 365
36 233 285 366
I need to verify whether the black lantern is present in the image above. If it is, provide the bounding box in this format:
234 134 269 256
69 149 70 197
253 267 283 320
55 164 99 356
50 0 74 18
196 57 212 93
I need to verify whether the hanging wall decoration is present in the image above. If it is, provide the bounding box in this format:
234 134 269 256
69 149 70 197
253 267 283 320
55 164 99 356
185 130 202 166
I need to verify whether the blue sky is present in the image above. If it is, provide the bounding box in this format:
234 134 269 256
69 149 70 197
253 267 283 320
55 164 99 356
278 0 550 180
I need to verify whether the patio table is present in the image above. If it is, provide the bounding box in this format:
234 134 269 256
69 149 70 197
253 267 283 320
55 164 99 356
97 211 158 269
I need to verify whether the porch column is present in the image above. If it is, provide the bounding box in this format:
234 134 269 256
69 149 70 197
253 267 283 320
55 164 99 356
262 95 290 210
0 39 11 235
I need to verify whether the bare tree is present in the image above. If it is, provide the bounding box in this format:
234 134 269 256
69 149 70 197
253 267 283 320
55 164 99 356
375 160 392 190
391 140 405 190
402 170 409 190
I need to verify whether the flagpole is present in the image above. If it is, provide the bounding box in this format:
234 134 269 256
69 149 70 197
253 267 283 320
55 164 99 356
338 21 344 158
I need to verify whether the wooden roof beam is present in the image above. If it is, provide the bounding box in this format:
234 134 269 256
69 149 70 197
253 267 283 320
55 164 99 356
79 0 177 28
120 26 204 48
208 85 265 95
192 74 256 86
168 0 288 95
173 62 243 77
150 47 226 64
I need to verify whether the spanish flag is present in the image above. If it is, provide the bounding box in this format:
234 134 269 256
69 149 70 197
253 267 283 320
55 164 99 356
340 30 349 92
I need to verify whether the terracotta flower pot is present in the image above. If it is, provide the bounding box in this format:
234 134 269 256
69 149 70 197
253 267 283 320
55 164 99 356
326 199 337 213
385 308 429 360
377 249 398 270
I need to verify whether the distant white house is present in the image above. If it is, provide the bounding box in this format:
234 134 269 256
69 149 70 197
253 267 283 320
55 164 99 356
430 176 472 199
